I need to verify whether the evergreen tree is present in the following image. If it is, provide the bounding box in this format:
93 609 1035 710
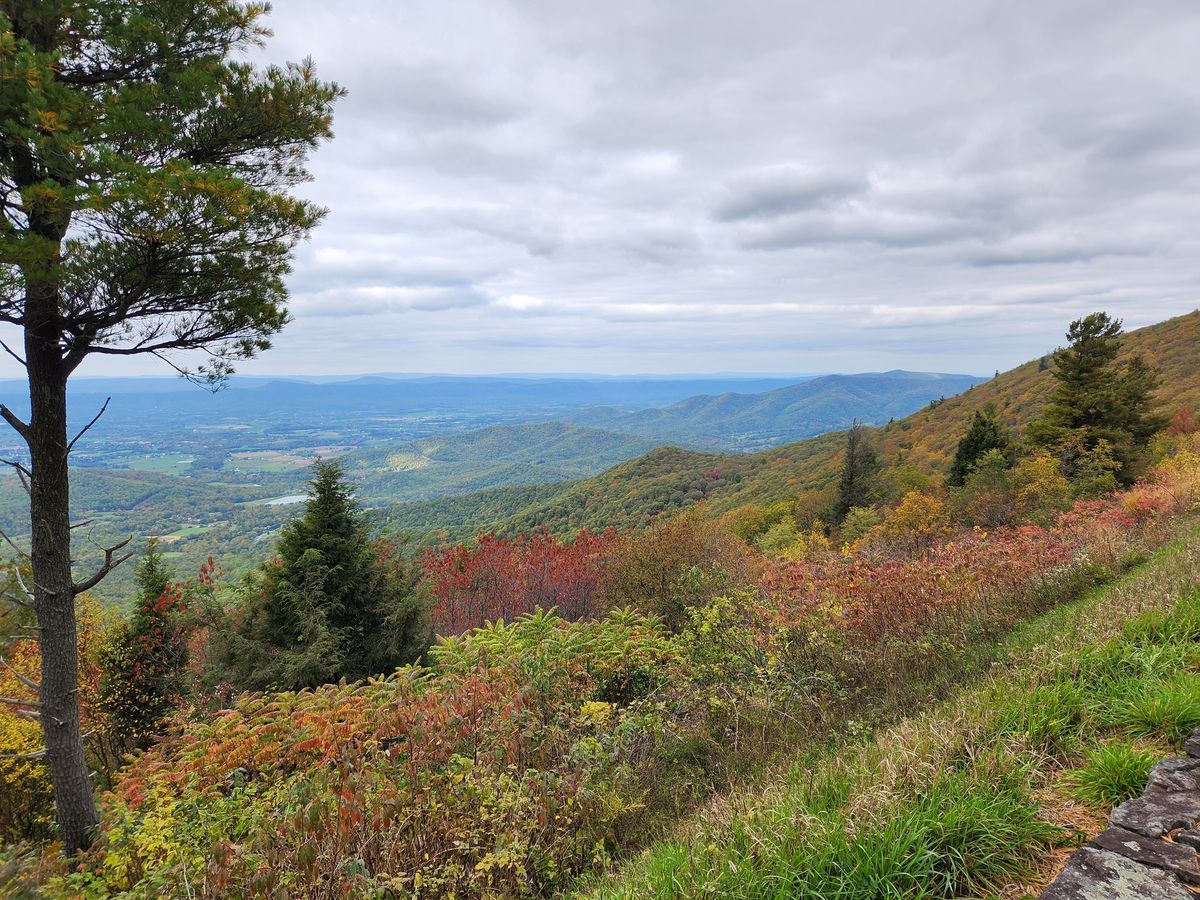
220 461 430 691
835 422 882 521
1119 353 1165 445
1027 312 1164 482
97 541 191 750
948 405 1011 486
0 2 341 850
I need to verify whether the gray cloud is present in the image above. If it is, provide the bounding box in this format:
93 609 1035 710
30 0 1200 378
713 166 869 222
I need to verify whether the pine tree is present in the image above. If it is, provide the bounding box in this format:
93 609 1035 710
948 405 1011 486
1027 312 1163 482
221 461 431 691
0 2 342 850
835 422 882 521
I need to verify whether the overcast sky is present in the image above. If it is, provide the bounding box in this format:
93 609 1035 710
62 2 1200 375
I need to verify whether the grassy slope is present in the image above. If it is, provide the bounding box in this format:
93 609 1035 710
580 526 1200 898
384 310 1200 542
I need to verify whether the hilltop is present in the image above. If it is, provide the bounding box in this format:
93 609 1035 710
383 311 1200 543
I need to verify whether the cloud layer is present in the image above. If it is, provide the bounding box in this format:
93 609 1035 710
61 2 1200 374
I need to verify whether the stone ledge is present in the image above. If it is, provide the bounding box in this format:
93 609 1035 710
1089 826 1200 883
1040 725 1200 898
1041 847 1195 900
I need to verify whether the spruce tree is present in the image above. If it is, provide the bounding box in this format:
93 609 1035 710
1028 312 1163 481
222 461 430 691
948 405 1011 486
835 422 882 521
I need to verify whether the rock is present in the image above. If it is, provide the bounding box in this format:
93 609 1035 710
1110 790 1200 838
1041 846 1194 899
1175 829 1200 851
1089 826 1200 883
1149 757 1200 793
1184 726 1200 758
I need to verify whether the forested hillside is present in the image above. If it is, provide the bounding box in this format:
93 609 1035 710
340 423 660 503
385 311 1200 544
0 370 988 599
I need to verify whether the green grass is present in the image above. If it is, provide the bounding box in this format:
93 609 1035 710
581 527 1200 899
1067 742 1158 809
157 523 219 540
224 451 311 473
123 453 194 474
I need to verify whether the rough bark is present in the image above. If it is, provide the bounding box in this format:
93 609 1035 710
24 282 98 854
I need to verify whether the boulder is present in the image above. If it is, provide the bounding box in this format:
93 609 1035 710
1184 725 1200 759
1175 829 1200 851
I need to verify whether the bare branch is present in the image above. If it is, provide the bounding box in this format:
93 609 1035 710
66 396 110 453
70 519 94 530
13 566 36 602
0 404 29 441
72 536 133 595
0 730 93 761
0 695 39 709
0 458 31 494
0 526 29 559
0 744 45 761
0 589 31 609
0 655 39 692
0 339 25 368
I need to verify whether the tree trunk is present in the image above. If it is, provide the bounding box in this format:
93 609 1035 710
25 288 99 854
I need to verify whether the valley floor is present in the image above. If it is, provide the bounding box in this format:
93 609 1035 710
580 526 1200 898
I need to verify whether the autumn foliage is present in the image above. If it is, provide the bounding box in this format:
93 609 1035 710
13 440 1189 897
59 609 673 898
422 529 619 633
0 596 108 843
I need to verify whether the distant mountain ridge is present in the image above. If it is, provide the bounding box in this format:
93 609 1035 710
571 370 987 451
380 311 1200 544
339 369 985 503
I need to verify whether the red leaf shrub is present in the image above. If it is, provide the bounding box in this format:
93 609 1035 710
422 529 618 634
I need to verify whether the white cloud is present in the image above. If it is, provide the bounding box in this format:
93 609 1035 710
41 0 1200 377
493 293 549 312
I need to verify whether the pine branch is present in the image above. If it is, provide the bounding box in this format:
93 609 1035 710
66 396 111 453
72 536 134 595
0 404 29 442
0 654 39 692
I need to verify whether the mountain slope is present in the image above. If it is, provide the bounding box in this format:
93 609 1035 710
340 422 660 503
572 370 986 451
383 310 1200 542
